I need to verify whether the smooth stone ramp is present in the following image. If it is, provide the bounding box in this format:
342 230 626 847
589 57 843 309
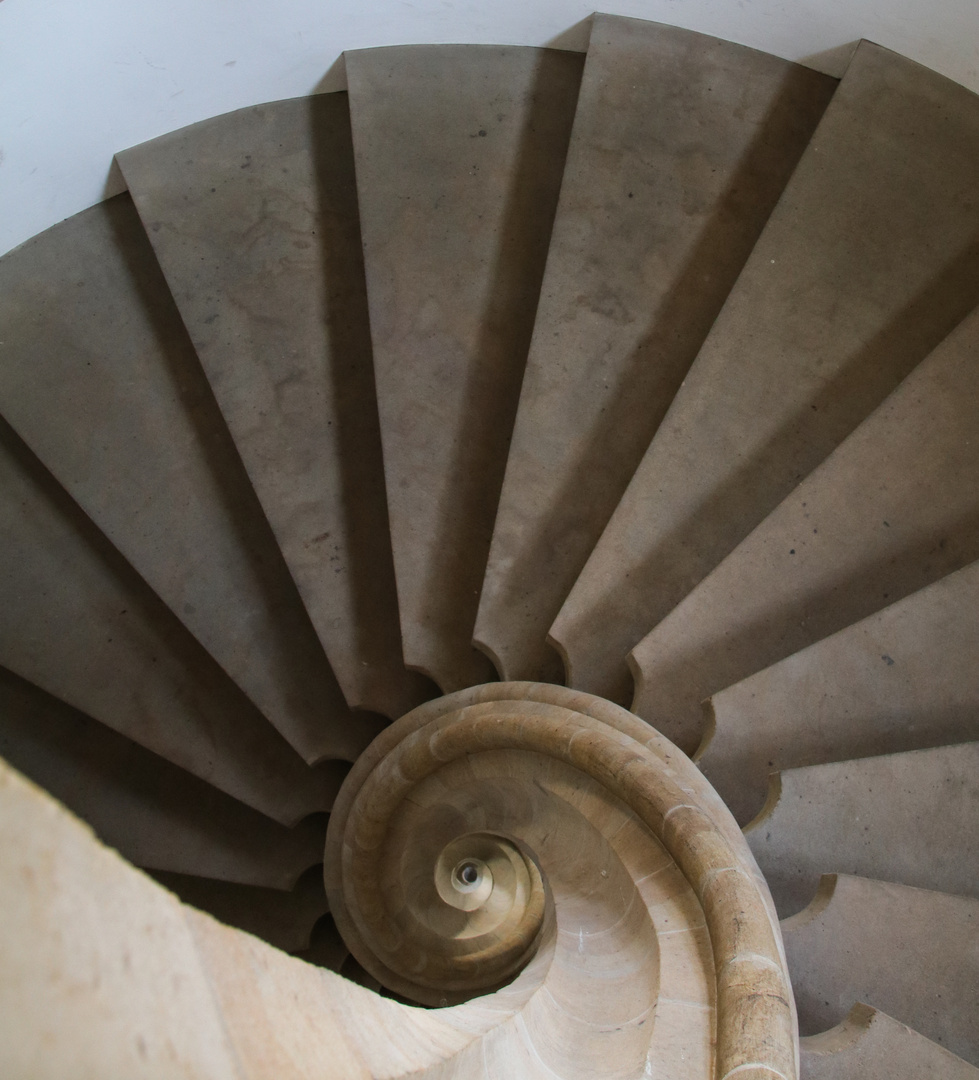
801 1003 979 1080
346 45 583 691
698 559 979 824
0 195 374 765
632 301 979 751
0 415 327 826
0 753 559 1079
745 743 979 916
553 40 979 706
476 15 836 683
118 95 430 722
0 758 245 1080
150 868 329 953
0 666 330 887
783 874 979 1066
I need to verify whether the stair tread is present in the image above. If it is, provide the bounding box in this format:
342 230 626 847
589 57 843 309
553 39 979 706
0 666 329 886
346 44 583 691
699 558 979 824
801 1002 979 1080
117 94 429 721
0 195 377 764
150 869 329 953
746 742 979 915
783 873 979 1067
632 298 979 750
475 14 835 683
0 415 327 825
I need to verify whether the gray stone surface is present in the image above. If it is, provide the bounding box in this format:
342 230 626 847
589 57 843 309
150 868 329 953
784 874 979 1065
553 40 979 708
698 559 979 824
801 1003 979 1080
746 743 979 916
346 45 584 691
0 415 327 825
475 15 835 684
118 94 431 722
632 301 979 751
0 195 379 764
0 666 330 886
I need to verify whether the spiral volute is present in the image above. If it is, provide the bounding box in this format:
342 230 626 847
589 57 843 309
325 683 797 1080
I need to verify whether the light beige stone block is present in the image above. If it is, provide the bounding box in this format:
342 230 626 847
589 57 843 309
801 1003 979 1080
783 874 979 1065
746 743 979 914
632 302 979 751
476 15 835 685
347 45 583 692
698 559 979 824
118 95 430 724
556 40 979 711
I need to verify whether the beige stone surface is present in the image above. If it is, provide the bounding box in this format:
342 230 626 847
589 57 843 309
0 194 373 765
0 408 326 825
476 15 835 685
746 743 979 915
150 868 329 953
783 874 979 1065
800 1003 979 1080
698 559 979 824
326 684 797 1079
346 45 583 692
0 665 330 885
554 40 979 708
0 758 242 1080
118 94 431 724
632 301 979 751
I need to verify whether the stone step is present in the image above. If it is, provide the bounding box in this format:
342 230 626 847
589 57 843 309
476 14 835 684
553 39 979 707
346 44 583 691
745 742 979 916
784 874 979 1067
698 558 979 824
149 867 329 954
800 1002 979 1080
118 94 432 722
0 666 331 886
0 415 327 825
632 298 979 751
0 194 379 764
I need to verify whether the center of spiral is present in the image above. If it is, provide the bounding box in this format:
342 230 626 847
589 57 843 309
454 860 482 889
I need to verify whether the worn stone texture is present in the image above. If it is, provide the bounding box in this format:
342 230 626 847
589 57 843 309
346 45 584 692
783 875 979 1066
0 414 327 825
0 666 330 885
698 559 979 824
746 743 979 916
0 195 376 765
632 300 979 751
118 94 431 722
554 40 979 707
800 1003 979 1080
475 15 836 684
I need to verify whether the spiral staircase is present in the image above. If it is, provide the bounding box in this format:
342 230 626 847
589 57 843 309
1 13 978 1078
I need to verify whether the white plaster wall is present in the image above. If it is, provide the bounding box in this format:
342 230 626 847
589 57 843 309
1 0 977 257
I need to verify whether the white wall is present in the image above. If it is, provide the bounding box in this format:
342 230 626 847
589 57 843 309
1 0 977 257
